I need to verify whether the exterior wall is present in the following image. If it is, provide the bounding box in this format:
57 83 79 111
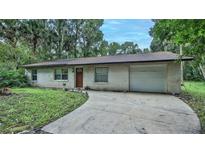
25 67 75 88
167 62 181 94
129 63 167 93
128 62 181 94
83 64 129 91
25 61 181 93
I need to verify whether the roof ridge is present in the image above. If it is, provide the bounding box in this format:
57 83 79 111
69 51 174 60
32 52 177 63
23 51 193 68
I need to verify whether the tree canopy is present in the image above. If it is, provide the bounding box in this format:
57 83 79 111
150 19 205 80
1 19 204 81
0 19 145 71
150 20 205 62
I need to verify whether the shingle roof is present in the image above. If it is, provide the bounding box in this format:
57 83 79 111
23 52 193 68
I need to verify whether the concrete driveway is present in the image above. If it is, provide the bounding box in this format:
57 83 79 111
42 91 201 134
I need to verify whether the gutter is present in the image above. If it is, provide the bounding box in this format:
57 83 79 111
22 57 194 69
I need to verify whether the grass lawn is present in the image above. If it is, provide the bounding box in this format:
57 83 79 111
182 81 205 133
0 88 88 133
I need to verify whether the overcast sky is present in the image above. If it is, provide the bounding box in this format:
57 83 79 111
100 19 154 49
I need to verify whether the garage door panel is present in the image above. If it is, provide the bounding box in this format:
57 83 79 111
130 65 167 93
130 65 165 72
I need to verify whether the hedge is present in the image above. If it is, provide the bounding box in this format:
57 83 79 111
0 70 28 88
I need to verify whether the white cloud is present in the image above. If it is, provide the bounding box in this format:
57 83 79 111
101 19 154 49
107 20 122 25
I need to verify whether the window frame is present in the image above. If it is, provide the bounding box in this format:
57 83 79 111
31 69 37 81
95 67 109 83
54 68 68 81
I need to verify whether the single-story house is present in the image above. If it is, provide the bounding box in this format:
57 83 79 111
23 52 193 94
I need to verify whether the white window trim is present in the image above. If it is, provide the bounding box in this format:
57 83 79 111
31 69 37 81
94 67 109 83
54 68 69 81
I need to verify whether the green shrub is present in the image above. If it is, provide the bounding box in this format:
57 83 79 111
0 70 28 88
184 62 204 81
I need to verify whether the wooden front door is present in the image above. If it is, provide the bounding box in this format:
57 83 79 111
76 68 83 88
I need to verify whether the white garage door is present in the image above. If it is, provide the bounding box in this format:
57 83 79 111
130 65 167 93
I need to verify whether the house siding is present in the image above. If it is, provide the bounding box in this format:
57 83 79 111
25 61 181 93
83 64 129 91
167 62 181 94
25 67 74 88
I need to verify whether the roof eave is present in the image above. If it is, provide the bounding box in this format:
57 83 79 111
23 58 193 68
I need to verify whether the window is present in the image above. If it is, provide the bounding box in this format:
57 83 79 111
62 69 68 80
32 69 37 81
95 67 108 82
54 69 68 80
54 69 61 80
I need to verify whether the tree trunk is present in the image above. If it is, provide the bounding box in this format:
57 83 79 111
33 35 38 54
74 26 78 58
199 64 205 80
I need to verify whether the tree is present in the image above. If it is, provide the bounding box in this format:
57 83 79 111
151 19 205 80
98 41 144 56
61 19 104 58
0 41 33 70
45 19 69 59
0 19 22 48
80 19 104 57
120 41 142 54
98 40 109 56
0 20 35 69
149 20 179 52
108 42 121 55
143 48 150 53
0 19 145 72
151 20 205 60
0 19 105 61
21 20 47 55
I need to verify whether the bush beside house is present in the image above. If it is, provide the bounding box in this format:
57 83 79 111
0 70 28 89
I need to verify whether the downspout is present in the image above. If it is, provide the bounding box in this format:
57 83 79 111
180 45 183 84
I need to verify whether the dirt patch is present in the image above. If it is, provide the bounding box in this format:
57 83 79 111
178 92 204 133
0 87 12 96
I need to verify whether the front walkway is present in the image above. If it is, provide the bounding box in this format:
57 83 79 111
42 91 201 134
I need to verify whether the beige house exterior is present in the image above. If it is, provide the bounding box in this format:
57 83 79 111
25 61 181 94
24 52 192 94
